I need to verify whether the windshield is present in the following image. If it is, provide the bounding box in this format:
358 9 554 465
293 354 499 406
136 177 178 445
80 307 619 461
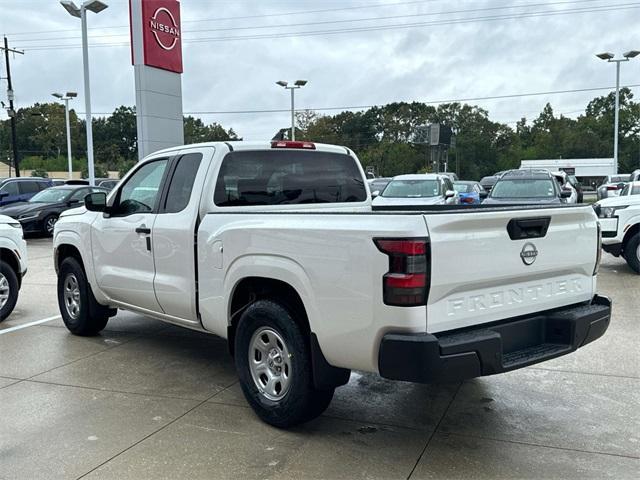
490 179 556 198
381 179 441 198
454 183 472 193
621 184 640 196
29 188 73 203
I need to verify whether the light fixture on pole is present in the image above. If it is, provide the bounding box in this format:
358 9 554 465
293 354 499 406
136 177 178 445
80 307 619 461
275 80 308 141
596 50 640 174
52 92 78 179
60 0 108 186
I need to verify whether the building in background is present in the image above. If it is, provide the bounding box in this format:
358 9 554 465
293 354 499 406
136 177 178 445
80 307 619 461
520 158 616 188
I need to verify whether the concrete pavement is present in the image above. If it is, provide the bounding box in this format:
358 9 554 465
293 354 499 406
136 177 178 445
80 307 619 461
0 238 638 479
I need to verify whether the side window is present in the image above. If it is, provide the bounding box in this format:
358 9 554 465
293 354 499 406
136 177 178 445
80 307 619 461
19 181 40 195
214 151 366 207
37 181 50 191
115 159 168 215
163 153 202 213
0 182 19 196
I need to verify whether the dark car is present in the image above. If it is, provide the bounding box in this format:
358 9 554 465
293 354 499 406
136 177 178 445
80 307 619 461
482 170 570 205
0 177 53 206
479 171 506 193
0 185 108 236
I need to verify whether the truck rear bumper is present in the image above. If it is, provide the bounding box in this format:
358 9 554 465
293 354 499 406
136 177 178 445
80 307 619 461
378 295 611 384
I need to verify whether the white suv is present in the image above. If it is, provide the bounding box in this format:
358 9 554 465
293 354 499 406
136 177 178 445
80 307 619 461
595 193 640 273
0 214 28 321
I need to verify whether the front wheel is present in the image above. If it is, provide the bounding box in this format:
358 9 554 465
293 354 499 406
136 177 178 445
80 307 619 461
234 300 334 428
624 233 640 274
0 260 19 322
57 257 110 335
43 214 58 236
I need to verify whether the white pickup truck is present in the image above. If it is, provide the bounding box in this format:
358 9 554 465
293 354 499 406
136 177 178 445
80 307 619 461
53 141 611 427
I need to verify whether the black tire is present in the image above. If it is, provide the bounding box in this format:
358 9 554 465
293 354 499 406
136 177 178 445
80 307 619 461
0 260 19 322
234 300 334 428
624 233 640 274
43 214 58 237
57 257 109 335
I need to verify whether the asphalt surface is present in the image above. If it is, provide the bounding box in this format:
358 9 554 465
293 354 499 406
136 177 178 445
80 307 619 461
0 237 638 479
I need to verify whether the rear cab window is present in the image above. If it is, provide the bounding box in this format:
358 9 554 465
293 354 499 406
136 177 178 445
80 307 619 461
214 150 366 207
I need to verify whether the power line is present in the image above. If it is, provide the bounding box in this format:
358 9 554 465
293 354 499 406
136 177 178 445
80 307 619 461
10 0 607 43
70 83 639 117
17 2 639 50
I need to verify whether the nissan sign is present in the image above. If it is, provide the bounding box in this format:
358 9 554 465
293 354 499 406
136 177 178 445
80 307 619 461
136 0 183 73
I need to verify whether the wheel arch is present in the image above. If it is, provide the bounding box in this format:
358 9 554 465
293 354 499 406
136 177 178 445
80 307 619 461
622 222 640 253
0 247 22 288
227 276 350 390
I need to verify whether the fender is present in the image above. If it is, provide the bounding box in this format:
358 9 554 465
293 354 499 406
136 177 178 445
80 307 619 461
54 228 110 306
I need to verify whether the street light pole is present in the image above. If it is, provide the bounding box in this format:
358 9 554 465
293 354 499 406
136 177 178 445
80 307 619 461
52 92 77 179
276 80 307 141
60 0 108 186
596 50 640 174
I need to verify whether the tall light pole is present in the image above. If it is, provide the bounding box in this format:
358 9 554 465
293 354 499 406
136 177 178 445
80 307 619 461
596 50 640 174
60 0 108 186
276 80 307 141
52 92 77 179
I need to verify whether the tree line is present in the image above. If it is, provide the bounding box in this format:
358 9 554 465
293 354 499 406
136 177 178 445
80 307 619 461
1 88 638 180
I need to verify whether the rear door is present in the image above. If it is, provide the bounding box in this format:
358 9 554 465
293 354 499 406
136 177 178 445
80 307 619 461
425 206 598 333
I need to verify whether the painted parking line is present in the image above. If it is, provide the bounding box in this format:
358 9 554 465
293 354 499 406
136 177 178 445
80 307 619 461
0 315 61 335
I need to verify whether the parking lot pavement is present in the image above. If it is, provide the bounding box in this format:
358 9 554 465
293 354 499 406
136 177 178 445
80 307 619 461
0 238 638 479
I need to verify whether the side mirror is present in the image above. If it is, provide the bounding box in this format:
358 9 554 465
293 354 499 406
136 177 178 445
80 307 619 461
371 190 380 198
617 182 626 190
479 191 488 199
560 190 572 199
85 192 107 212
445 189 456 199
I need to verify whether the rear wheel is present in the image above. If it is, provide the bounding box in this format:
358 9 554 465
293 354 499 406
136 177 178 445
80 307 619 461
0 261 19 322
234 300 334 428
624 233 640 274
57 257 110 335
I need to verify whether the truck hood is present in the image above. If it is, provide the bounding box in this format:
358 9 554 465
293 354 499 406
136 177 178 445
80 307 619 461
60 206 88 217
596 195 640 208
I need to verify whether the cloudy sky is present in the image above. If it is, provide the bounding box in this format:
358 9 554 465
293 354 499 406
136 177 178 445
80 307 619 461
1 0 639 139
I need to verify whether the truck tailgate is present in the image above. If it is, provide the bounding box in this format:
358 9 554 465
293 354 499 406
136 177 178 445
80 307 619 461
425 206 598 333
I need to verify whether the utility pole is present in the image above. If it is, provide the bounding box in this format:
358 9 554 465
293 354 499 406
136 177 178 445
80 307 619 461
1 37 24 177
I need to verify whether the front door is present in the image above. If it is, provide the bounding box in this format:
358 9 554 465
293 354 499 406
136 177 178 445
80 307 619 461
91 158 169 312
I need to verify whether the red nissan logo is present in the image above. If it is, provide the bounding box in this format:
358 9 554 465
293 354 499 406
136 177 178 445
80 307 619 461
149 7 180 51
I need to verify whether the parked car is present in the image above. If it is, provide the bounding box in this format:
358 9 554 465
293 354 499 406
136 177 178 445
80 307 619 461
372 174 459 206
95 178 119 190
50 179 67 187
0 177 53 207
479 171 505 193
0 214 27 321
567 175 584 203
0 185 108 236
630 169 640 182
550 171 578 204
453 181 484 205
54 140 609 428
440 172 459 182
618 181 640 197
595 192 640 273
597 174 631 200
367 177 392 195
482 170 570 205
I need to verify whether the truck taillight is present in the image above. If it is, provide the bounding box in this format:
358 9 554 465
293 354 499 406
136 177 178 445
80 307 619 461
271 140 316 150
374 238 430 307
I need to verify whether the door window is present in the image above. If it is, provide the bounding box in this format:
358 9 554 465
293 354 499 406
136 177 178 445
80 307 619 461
115 159 168 215
69 188 91 203
0 182 19 196
163 153 203 213
19 181 40 195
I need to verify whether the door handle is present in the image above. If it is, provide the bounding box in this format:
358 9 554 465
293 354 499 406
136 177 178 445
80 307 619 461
135 226 151 234
507 217 551 240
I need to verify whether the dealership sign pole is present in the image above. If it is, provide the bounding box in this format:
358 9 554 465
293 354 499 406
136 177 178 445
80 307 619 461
129 0 184 160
